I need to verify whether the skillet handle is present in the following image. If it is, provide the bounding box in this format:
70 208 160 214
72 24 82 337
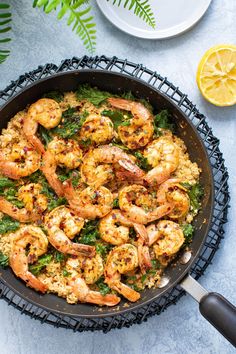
180 275 236 348
199 292 236 347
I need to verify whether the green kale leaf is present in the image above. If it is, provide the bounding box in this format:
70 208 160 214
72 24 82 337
181 183 203 213
42 90 64 103
0 216 20 234
0 252 9 267
76 84 113 106
182 224 195 244
101 109 131 129
96 276 111 296
29 254 53 275
133 151 152 171
52 108 88 138
0 177 15 189
79 220 100 245
154 110 175 137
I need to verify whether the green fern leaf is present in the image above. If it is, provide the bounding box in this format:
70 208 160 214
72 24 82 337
0 3 11 65
34 0 96 53
109 0 156 29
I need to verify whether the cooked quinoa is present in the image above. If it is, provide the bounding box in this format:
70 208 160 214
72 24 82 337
0 87 202 305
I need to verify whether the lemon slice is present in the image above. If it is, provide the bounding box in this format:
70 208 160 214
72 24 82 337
196 44 236 106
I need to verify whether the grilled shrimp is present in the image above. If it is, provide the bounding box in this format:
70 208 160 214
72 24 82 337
79 114 114 145
108 98 154 149
0 183 47 222
157 179 190 219
118 185 173 224
9 226 48 293
0 142 41 179
99 210 151 272
23 98 62 154
63 182 114 220
147 220 185 257
99 209 135 245
104 244 140 302
80 145 145 188
144 137 179 185
44 206 95 257
66 266 120 306
66 254 103 284
41 137 82 197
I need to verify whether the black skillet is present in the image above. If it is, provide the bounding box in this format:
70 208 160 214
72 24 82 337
0 71 235 346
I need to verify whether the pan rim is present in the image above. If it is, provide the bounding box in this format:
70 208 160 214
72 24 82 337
0 69 215 318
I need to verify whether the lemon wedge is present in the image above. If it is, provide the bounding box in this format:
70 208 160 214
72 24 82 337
196 44 236 106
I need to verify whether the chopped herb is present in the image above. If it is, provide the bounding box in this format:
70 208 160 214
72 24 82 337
154 110 175 137
38 126 52 146
62 269 71 277
0 178 25 208
47 197 67 211
76 84 113 106
79 220 100 245
80 138 92 147
53 107 88 138
0 252 9 267
151 259 161 269
129 283 142 292
182 224 194 244
27 170 45 184
95 243 112 257
141 274 147 283
181 183 203 213
121 91 135 100
96 277 111 296
29 254 53 275
57 169 80 187
0 216 20 234
0 177 15 189
113 198 119 208
54 251 65 263
0 185 25 209
102 109 131 129
134 151 152 171
42 91 64 103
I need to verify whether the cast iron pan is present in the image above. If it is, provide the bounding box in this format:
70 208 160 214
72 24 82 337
0 71 235 346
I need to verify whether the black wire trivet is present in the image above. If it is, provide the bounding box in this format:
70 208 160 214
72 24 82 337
0 56 230 333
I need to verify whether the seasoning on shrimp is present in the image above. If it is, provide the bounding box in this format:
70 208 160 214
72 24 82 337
108 98 154 149
0 87 202 307
23 98 62 154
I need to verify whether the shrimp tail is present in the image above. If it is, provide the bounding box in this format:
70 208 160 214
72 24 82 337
137 243 152 273
108 280 140 302
23 116 46 154
116 159 145 184
41 150 65 197
85 292 121 306
24 271 48 293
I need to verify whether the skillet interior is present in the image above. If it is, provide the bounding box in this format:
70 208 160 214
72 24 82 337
0 71 214 317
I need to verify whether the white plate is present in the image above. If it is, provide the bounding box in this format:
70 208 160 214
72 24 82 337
96 0 212 39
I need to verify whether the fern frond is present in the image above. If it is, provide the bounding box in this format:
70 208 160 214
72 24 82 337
108 0 156 29
0 3 11 64
34 0 96 53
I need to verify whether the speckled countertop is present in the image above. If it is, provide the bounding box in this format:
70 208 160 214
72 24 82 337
0 1 236 353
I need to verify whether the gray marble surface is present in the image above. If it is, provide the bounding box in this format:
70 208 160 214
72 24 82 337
0 0 236 353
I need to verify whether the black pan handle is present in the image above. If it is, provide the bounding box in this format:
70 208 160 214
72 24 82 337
180 275 236 347
200 292 236 347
